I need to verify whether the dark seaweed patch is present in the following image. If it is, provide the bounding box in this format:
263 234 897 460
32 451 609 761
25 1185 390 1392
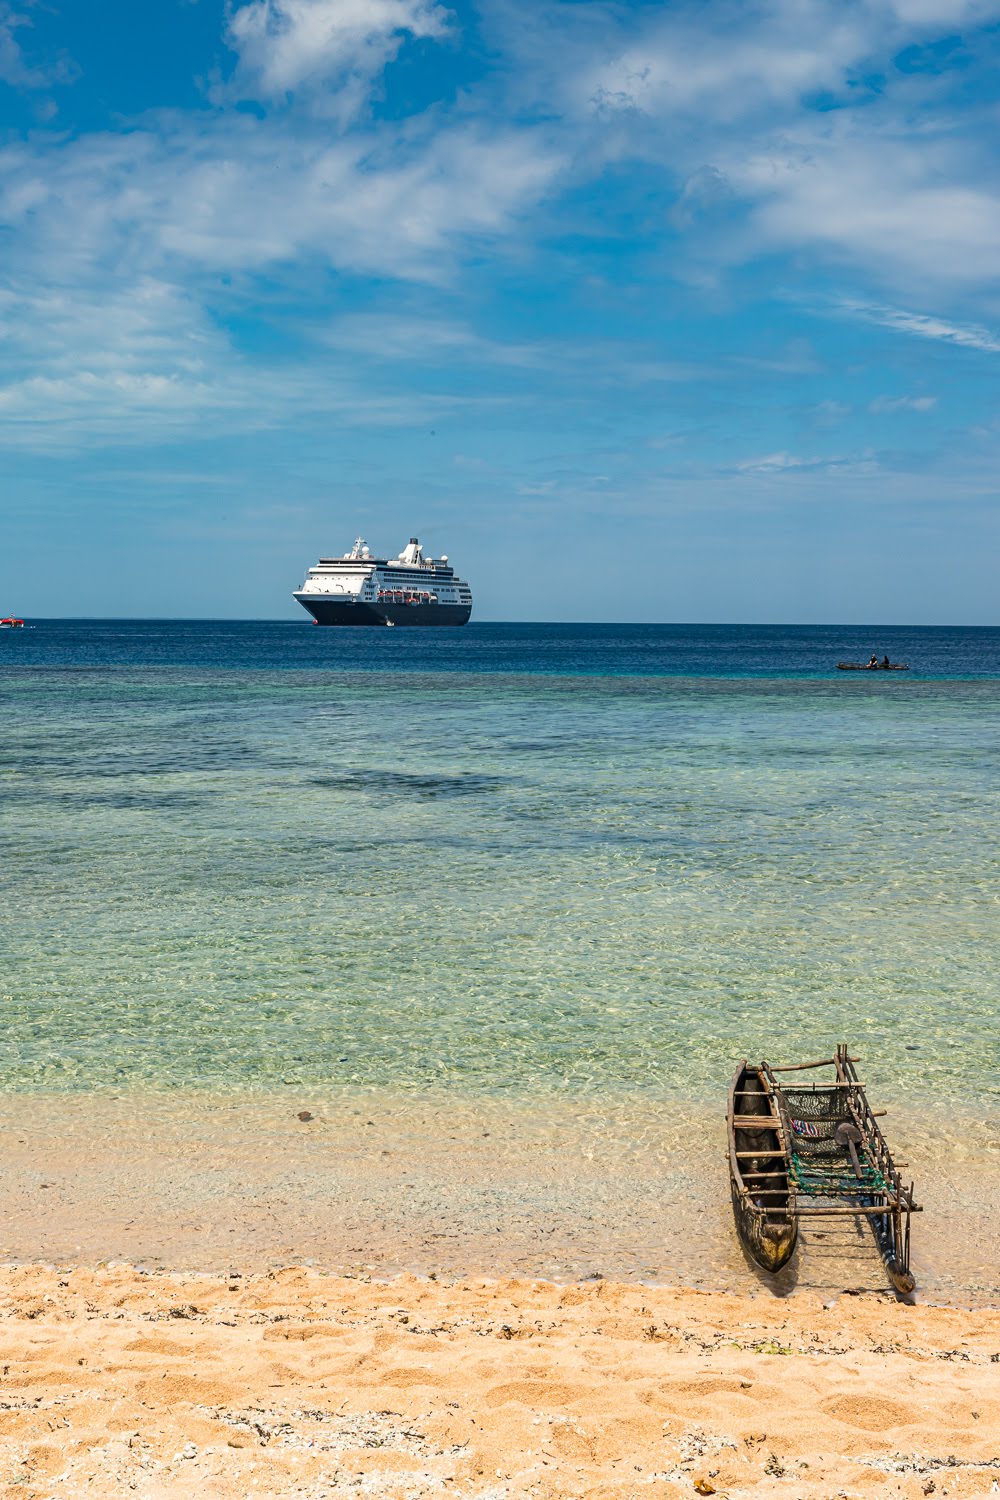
501 740 579 755
3 788 210 811
0 743 259 777
310 769 505 800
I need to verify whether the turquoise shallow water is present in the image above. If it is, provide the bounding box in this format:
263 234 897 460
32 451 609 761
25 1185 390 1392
2 623 998 1115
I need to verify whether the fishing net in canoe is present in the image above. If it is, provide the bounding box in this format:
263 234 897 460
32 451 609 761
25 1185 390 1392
790 1154 888 1195
783 1086 888 1197
783 1086 848 1153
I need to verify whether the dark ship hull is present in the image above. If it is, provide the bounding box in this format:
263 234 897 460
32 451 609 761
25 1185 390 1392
295 594 471 627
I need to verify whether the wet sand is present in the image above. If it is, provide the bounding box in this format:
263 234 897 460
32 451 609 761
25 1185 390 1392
1 1265 999 1498
2 1091 998 1304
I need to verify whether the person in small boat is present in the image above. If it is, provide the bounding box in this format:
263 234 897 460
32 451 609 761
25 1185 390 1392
867 654 879 668
882 655 890 667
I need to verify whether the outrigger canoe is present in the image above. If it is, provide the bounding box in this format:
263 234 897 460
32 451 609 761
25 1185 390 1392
727 1062 798 1272
837 662 909 670
728 1045 920 1292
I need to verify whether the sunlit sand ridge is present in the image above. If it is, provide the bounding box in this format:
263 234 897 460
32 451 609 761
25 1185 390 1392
1 1267 999 1498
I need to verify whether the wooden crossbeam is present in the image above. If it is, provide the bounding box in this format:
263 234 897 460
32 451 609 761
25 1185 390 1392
775 1081 867 1091
768 1056 860 1072
795 1204 921 1217
785 1111 886 1124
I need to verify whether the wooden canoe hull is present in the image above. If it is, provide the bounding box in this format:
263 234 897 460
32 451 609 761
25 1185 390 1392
727 1062 797 1273
728 1175 798 1271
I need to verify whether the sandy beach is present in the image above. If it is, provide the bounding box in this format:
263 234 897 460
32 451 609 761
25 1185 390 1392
2 1091 997 1497
1 1264 998 1498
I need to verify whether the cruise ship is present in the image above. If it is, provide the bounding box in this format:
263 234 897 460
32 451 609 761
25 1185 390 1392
293 537 473 626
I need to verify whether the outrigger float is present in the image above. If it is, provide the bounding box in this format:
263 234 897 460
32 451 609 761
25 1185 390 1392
728 1045 920 1292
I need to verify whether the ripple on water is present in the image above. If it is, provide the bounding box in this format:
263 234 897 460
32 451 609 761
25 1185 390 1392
0 634 998 1129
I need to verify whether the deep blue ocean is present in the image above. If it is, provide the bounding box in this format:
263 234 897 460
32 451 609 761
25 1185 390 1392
3 619 1000 675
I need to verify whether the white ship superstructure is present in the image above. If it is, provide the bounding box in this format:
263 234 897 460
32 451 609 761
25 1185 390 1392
293 537 472 626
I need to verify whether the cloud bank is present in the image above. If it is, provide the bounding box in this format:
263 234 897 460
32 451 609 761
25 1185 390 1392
1 0 999 452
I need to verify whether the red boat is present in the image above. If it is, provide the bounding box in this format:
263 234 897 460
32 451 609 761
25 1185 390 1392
0 617 24 628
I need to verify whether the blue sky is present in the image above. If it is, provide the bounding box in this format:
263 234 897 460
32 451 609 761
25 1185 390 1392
1 0 999 621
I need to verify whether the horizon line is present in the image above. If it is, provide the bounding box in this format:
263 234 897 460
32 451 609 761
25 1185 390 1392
6 618 1000 630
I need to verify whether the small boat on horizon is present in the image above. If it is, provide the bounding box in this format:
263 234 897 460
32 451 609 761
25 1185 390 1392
0 617 24 629
837 661 909 671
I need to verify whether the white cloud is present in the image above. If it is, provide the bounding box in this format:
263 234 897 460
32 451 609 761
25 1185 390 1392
320 312 547 366
3 0 1000 462
584 10 871 123
319 313 710 385
727 132 1000 288
736 451 810 472
0 0 564 454
493 0 879 127
838 299 1000 351
0 273 530 450
493 0 1000 295
811 399 852 423
226 0 450 110
571 0 1000 126
0 370 225 418
889 0 1000 20
0 6 37 87
0 362 499 446
734 449 878 475
869 393 938 412
0 277 254 444
0 116 562 285
0 278 215 373
734 339 823 375
0 2 73 90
